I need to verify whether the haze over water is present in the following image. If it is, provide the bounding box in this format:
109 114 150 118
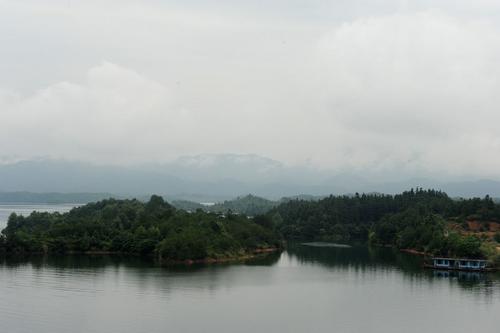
1 245 499 333
0 204 76 230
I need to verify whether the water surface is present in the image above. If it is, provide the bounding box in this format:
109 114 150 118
1 245 499 333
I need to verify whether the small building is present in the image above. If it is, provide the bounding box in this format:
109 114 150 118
429 257 488 271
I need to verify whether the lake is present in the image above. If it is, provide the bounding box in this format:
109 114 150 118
0 203 77 230
1 244 499 333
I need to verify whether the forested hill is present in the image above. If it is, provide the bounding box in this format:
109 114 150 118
270 189 500 261
172 194 323 216
172 194 278 216
0 196 281 261
209 195 277 216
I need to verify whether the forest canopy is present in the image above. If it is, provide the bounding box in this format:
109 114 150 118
270 189 500 259
2 189 500 261
0 195 281 261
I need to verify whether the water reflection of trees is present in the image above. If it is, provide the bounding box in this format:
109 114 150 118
0 253 282 295
0 252 281 270
1 247 499 297
286 243 421 271
286 243 500 296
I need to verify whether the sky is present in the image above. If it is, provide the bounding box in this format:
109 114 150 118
1 0 500 180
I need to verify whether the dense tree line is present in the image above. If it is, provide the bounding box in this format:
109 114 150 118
371 207 485 258
271 189 500 258
1 189 499 261
273 189 450 241
0 195 281 261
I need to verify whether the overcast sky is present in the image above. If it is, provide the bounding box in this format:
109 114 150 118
1 0 500 179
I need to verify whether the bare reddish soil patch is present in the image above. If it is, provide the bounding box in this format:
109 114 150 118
466 220 500 232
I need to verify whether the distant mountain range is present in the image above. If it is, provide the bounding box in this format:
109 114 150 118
0 154 500 201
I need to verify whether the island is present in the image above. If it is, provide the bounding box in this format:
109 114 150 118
0 195 282 263
1 189 500 267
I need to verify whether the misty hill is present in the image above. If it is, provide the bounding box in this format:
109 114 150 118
1 155 500 200
171 200 206 212
280 194 325 202
210 195 277 216
172 195 278 216
0 157 333 200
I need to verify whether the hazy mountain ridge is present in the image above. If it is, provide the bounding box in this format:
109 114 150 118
1 155 500 200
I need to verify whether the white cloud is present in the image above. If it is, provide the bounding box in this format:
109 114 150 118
1 2 500 179
313 11 500 176
0 63 178 162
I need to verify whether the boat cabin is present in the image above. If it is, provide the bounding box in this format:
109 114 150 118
431 257 487 271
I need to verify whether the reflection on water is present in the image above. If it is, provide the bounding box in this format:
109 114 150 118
2 245 499 295
1 245 500 333
287 243 500 295
288 242 423 271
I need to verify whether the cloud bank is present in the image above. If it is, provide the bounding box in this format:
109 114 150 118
1 1 500 180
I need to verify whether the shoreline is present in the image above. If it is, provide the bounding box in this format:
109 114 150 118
400 248 427 256
0 247 282 265
160 247 281 265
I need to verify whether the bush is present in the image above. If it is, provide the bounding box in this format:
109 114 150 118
494 232 500 243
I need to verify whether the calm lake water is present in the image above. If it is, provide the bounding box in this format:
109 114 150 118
1 244 499 333
0 203 77 230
